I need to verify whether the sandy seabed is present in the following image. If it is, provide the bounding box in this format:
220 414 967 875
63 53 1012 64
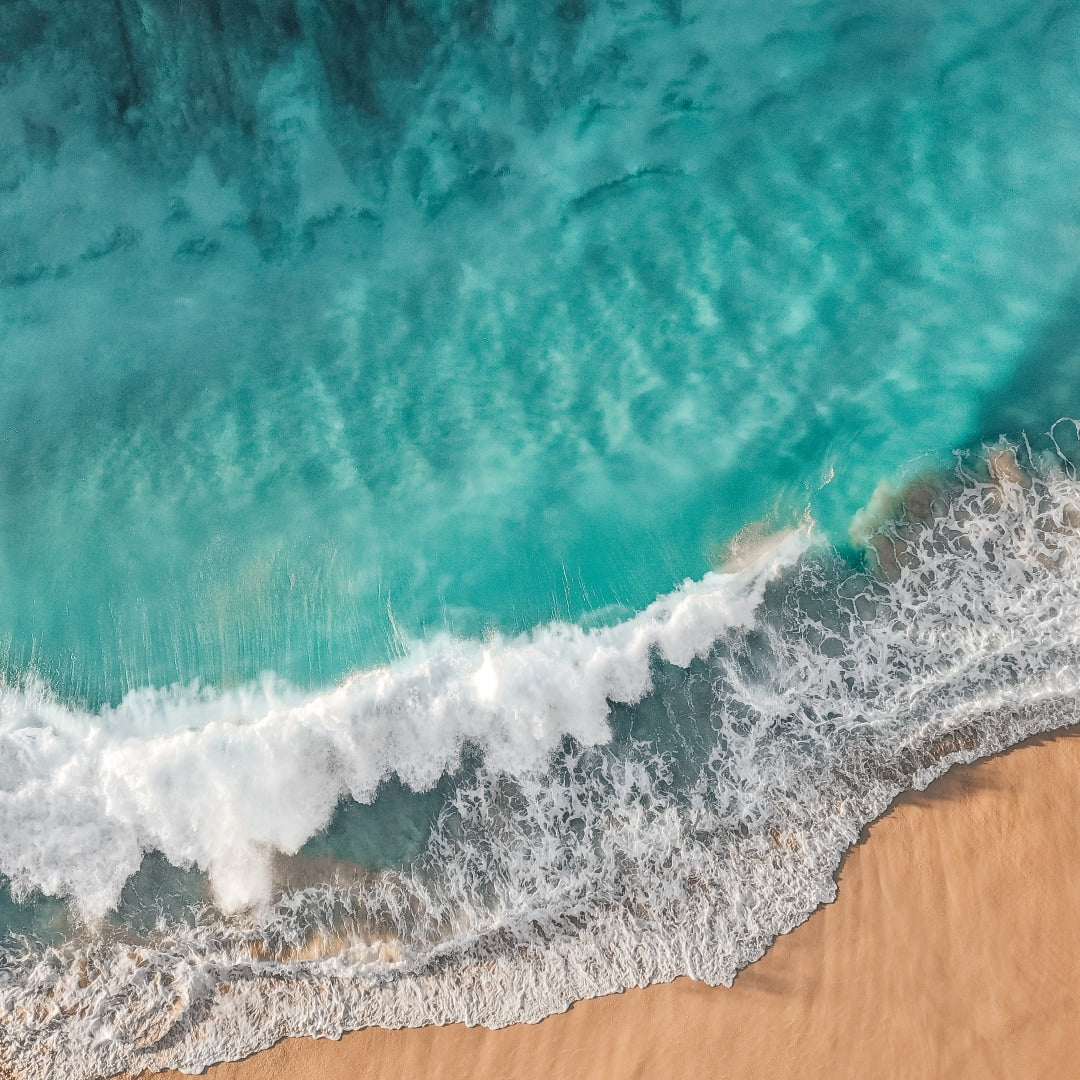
132 728 1080 1080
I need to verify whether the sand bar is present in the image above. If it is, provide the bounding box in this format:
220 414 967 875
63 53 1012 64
132 727 1080 1080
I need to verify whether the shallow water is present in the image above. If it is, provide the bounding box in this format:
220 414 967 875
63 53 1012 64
2 1 1080 1076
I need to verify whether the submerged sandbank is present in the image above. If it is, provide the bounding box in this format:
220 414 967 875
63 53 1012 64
129 725 1080 1080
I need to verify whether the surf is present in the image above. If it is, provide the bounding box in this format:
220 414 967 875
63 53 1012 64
5 443 1080 1078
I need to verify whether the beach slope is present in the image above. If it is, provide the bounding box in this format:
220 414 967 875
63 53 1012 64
136 728 1080 1080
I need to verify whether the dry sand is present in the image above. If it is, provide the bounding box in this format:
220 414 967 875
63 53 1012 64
136 728 1080 1080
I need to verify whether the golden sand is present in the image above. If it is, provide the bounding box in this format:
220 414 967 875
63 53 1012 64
134 728 1080 1080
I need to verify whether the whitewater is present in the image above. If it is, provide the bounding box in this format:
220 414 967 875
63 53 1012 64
4 447 1080 1078
0 527 806 919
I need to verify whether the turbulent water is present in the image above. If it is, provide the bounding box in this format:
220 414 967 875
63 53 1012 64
3 0 1080 1076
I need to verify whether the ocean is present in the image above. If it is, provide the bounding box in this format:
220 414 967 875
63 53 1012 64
2 0 1080 1075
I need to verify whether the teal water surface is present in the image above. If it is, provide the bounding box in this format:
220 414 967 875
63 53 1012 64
2 0 1079 704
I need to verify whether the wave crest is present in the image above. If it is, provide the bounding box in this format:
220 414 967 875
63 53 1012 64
0 531 806 917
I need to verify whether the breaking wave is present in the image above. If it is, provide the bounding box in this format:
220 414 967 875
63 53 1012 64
0 528 805 918
4 438 1080 1078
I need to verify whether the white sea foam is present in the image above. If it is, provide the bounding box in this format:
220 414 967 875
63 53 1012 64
0 529 807 917
5 454 1080 1080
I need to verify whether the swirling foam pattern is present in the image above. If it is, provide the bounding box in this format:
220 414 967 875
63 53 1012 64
4 454 1080 1076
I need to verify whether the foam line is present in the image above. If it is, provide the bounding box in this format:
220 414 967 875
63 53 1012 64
0 530 807 916
7 459 1080 1080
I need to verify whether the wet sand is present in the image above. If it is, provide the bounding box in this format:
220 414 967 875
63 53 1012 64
135 727 1080 1080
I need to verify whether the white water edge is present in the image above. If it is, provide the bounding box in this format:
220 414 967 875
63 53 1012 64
5 455 1080 1078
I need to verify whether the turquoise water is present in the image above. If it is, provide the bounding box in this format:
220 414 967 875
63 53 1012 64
4 1 1080 1076
2 0 1078 702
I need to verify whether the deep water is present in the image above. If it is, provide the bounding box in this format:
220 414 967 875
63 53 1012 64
3 0 1080 1076
3 0 1080 700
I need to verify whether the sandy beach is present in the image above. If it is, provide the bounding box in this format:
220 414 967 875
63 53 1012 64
128 726 1080 1080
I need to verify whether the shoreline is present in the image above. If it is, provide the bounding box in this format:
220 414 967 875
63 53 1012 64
127 724 1080 1080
